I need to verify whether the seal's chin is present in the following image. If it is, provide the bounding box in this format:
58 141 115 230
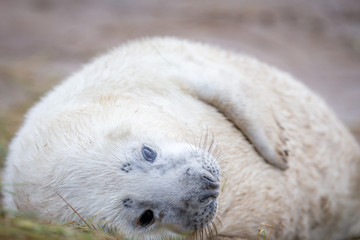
167 200 219 237
163 223 192 236
156 215 216 240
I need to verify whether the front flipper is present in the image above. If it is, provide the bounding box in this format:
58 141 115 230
171 60 289 170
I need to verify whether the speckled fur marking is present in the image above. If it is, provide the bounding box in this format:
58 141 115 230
121 162 132 173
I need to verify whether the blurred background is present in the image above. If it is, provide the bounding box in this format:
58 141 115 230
0 0 360 168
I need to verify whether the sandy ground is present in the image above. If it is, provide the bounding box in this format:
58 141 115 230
0 0 360 166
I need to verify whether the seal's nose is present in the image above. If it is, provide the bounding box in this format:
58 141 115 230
202 175 220 191
199 174 220 205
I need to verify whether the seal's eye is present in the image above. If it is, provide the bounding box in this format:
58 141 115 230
141 146 157 163
138 209 154 227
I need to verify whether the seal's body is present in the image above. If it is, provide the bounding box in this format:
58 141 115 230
2 38 360 239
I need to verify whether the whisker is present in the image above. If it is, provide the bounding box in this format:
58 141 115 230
199 128 204 150
216 215 222 228
210 228 216 239
188 141 198 157
192 133 200 153
208 130 215 154
212 221 219 238
208 224 213 239
212 145 222 160
209 224 214 239
195 228 199 240
205 225 210 239
202 127 209 152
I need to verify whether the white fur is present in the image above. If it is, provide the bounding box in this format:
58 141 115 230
2 37 360 239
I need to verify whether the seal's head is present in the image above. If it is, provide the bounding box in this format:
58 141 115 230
52 133 221 240
117 140 220 239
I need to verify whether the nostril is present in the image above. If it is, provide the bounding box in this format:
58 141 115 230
202 175 220 190
202 175 216 183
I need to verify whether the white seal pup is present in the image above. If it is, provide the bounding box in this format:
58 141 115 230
2 37 360 240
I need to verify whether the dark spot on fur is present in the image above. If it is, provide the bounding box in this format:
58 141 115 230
284 150 289 156
121 162 132 173
122 198 133 208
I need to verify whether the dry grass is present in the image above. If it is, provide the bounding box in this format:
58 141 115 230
0 209 119 240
